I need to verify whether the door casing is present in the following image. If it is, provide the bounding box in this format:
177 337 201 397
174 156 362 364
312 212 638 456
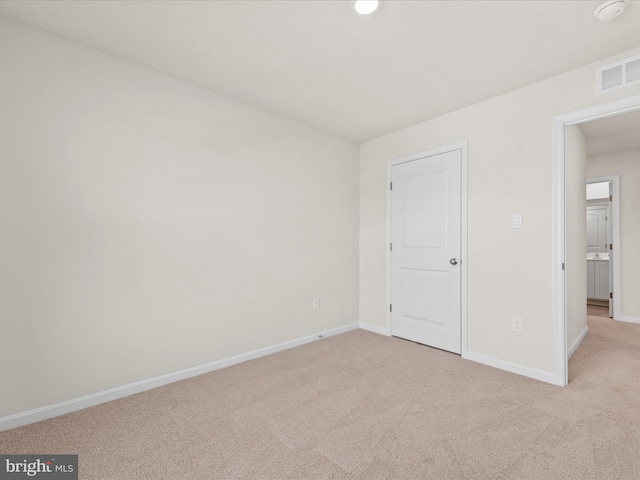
386 141 468 359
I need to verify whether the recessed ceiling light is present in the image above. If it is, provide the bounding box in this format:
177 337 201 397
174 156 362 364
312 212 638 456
355 0 379 15
594 0 630 21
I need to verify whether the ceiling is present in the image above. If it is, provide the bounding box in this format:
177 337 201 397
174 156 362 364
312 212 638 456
581 108 640 156
1 0 640 143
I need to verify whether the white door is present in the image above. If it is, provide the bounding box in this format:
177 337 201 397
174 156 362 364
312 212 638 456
390 149 461 354
586 206 607 252
607 182 613 317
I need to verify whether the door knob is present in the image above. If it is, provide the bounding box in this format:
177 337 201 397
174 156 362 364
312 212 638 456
450 258 458 265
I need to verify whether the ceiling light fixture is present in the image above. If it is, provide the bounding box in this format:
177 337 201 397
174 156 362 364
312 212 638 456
594 0 630 21
355 0 379 15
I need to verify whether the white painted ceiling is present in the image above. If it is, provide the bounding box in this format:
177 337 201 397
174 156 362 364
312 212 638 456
1 0 640 142
581 108 640 156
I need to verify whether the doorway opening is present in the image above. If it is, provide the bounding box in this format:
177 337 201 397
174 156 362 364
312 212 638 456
554 94 640 386
586 177 617 319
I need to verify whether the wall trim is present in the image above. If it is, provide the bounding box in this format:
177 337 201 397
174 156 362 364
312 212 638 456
0 323 358 432
465 352 557 385
359 322 391 336
617 315 640 324
568 326 589 358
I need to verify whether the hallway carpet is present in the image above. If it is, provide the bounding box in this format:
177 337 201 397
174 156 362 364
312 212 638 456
2 316 640 479
587 304 610 318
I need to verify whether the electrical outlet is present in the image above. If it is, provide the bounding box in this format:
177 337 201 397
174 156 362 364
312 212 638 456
512 317 523 333
312 298 320 310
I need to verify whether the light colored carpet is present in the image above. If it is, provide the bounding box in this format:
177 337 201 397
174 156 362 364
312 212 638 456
587 305 610 318
2 316 640 479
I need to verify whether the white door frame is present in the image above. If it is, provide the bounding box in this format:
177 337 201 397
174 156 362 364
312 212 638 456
553 93 640 386
586 175 620 318
386 141 468 358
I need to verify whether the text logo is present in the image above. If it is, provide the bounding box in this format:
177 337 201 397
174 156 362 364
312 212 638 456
0 456 77 480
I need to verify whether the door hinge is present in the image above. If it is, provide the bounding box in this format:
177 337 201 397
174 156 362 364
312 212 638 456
610 244 613 250
390 182 393 191
610 292 613 299
562 263 565 271
610 195 613 201
390 304 392 312
390 243 392 252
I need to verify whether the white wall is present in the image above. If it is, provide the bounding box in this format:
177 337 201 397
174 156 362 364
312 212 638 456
587 148 640 322
565 126 588 353
360 46 640 379
0 18 359 418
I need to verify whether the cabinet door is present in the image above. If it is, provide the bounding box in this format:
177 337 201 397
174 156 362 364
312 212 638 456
587 260 595 299
595 261 610 300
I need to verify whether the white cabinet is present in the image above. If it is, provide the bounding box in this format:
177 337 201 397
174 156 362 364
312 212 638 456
587 261 595 299
587 259 609 300
595 261 609 300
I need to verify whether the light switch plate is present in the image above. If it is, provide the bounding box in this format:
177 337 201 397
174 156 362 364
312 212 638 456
511 214 523 229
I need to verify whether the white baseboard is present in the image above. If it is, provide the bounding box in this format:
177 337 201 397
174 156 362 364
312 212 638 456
616 315 640 324
358 322 390 336
361 326 557 384
465 351 557 385
0 323 358 432
568 326 589 358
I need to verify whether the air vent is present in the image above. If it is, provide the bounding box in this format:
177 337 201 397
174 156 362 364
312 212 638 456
596 54 640 94
627 58 640 83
